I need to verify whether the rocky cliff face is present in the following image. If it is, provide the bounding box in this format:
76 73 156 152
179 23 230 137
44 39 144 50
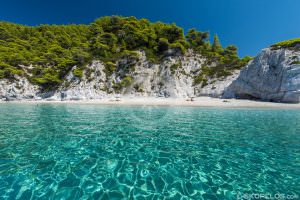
223 48 300 103
1 47 300 103
1 50 238 101
0 77 39 101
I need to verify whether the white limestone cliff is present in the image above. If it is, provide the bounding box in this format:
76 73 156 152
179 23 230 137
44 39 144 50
48 50 233 101
223 48 300 103
0 76 39 101
1 47 300 103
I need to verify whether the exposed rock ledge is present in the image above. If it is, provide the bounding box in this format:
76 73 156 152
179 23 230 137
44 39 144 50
0 77 39 101
223 48 300 103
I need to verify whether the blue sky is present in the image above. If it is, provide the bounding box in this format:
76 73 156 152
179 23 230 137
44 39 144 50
1 0 299 57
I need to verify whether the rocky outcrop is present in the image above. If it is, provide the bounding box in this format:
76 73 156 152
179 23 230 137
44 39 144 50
41 50 232 101
223 48 300 103
3 47 299 103
0 77 39 101
0 49 249 102
198 71 239 98
51 61 108 100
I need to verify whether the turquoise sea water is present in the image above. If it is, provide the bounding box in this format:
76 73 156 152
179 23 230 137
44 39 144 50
0 104 299 200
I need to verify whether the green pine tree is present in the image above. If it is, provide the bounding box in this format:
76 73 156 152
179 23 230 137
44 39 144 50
212 34 222 52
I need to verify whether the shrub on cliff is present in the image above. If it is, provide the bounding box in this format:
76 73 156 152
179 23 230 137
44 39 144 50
271 38 300 49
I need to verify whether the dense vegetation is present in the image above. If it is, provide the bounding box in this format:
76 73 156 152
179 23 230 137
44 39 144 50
0 16 250 90
271 38 300 49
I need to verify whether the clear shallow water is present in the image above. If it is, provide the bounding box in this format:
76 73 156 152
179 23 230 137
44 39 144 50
0 104 299 200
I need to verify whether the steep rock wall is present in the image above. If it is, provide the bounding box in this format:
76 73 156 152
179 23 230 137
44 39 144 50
223 48 300 103
0 50 241 101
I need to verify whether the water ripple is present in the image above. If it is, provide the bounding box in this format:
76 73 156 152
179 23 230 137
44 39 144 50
0 104 299 199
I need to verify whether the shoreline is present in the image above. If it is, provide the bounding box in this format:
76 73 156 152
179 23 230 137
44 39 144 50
1 97 300 109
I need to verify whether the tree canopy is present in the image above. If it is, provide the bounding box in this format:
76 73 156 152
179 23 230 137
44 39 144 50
0 16 249 89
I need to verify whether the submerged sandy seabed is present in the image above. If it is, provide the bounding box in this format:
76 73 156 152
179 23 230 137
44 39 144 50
1 97 300 109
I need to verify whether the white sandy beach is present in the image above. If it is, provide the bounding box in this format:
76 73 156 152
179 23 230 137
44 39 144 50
1 97 300 109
